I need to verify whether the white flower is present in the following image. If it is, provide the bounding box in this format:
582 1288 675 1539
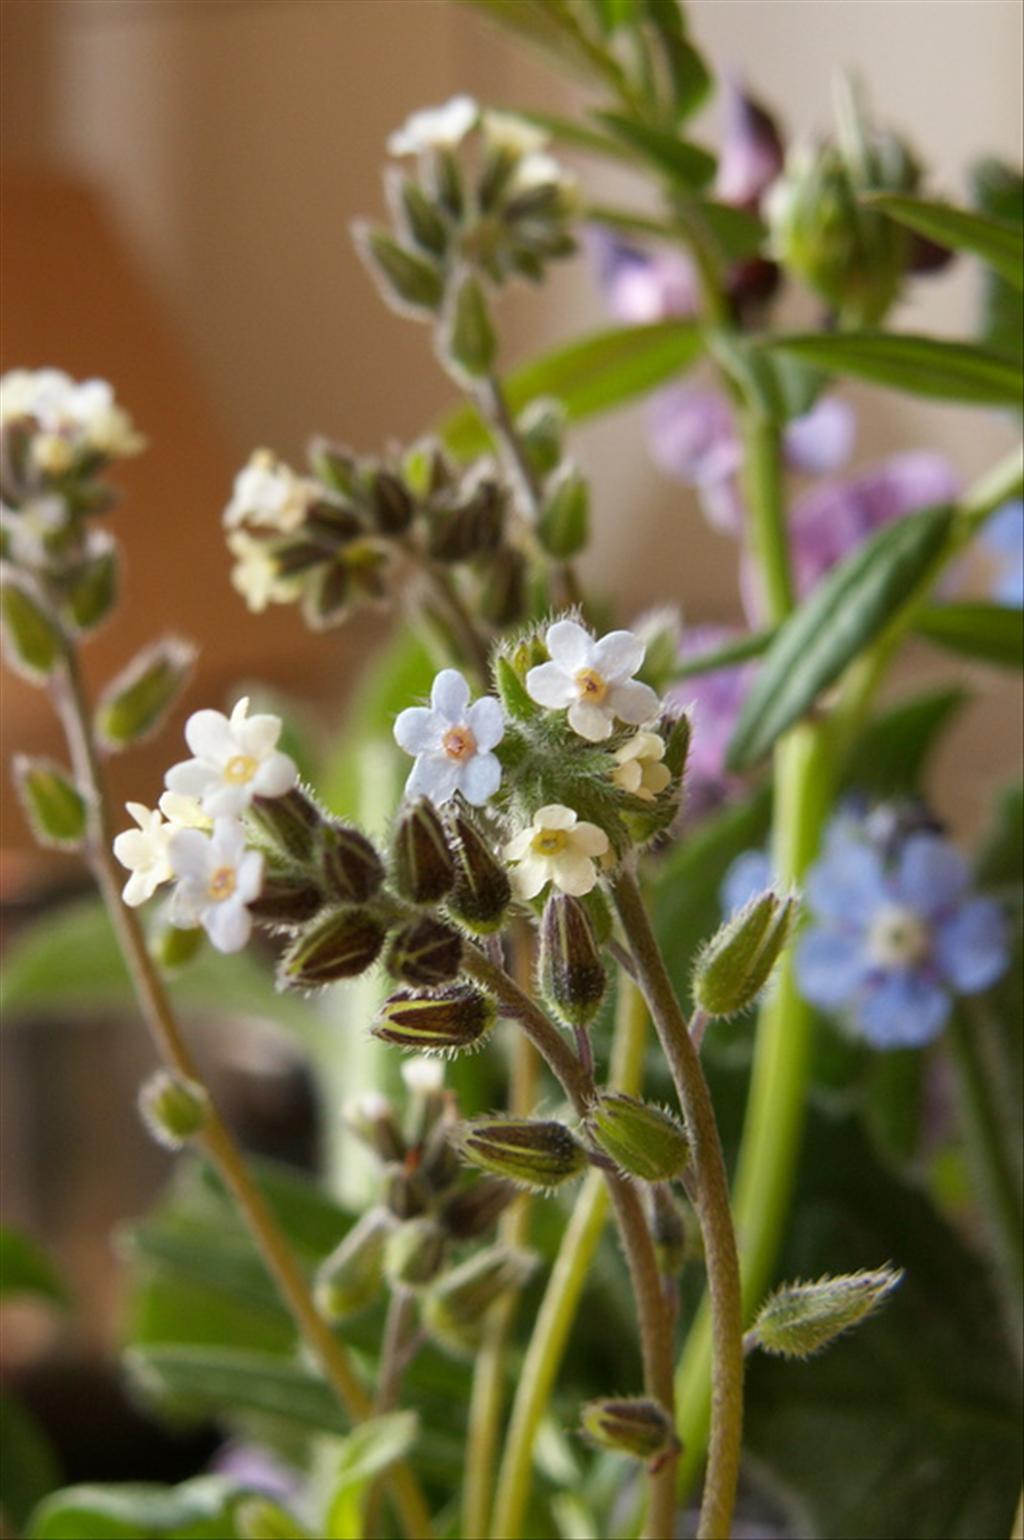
0 494 70 564
223 449 317 534
388 94 478 157
504 804 610 900
227 530 304 612
611 731 672 802
511 151 573 196
526 619 660 743
393 669 504 807
165 697 298 818
158 790 212 830
113 794 212 907
0 369 142 458
168 817 264 954
481 110 549 158
401 1056 445 1094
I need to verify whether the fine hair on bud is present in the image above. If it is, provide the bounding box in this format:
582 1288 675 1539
440 1176 519 1240
579 1397 679 1464
453 1115 588 1191
693 887 799 1018
384 1216 448 1289
539 891 606 1029
422 1245 537 1357
373 985 494 1053
320 820 385 904
448 812 511 933
392 798 456 903
749 1265 904 1359
280 904 387 987
314 1208 393 1322
138 1070 210 1151
386 915 463 986
246 786 322 864
588 1093 690 1184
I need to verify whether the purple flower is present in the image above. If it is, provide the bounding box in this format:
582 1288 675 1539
668 627 756 814
796 820 1009 1048
585 228 701 324
979 498 1023 607
212 1441 302 1502
715 78 785 210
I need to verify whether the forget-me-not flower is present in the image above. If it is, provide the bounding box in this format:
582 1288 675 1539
393 669 504 807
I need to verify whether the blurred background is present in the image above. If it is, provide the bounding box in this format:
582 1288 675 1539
2 0 1022 1510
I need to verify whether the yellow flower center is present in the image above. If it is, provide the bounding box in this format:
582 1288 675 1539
867 905 930 969
207 866 237 902
442 725 477 762
224 753 258 784
532 827 568 857
574 667 608 703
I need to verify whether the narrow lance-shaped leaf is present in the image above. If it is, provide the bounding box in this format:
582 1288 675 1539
594 112 716 189
765 331 1023 408
865 192 1024 289
324 1412 419 1540
728 504 955 769
95 636 196 750
914 601 1024 669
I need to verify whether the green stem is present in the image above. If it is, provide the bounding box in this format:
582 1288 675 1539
50 647 433 1540
490 976 650 1540
611 870 744 1540
739 414 794 621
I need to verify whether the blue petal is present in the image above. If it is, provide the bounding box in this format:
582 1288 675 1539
855 970 951 1049
720 849 773 915
893 834 969 919
805 841 886 928
934 898 1010 994
796 928 868 1010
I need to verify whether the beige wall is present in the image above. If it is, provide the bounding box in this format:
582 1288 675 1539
2 0 1022 834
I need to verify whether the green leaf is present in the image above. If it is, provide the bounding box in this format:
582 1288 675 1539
842 686 968 797
914 601 1023 668
325 1412 419 1539
709 330 824 422
1 1396 61 1530
515 111 637 163
865 193 1024 289
12 757 88 850
586 200 764 261
593 112 715 188
728 505 956 769
670 629 772 681
27 1476 245 1539
441 321 703 459
766 331 1024 408
0 1225 68 1306
127 1346 348 1435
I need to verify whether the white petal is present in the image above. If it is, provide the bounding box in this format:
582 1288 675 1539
608 679 660 726
211 817 247 865
545 619 593 672
237 711 283 758
534 804 577 830
394 706 443 755
510 856 550 900
568 699 613 741
458 752 502 806
125 801 152 829
504 828 535 860
165 759 218 798
158 791 209 829
592 629 645 682
569 821 610 858
253 751 298 798
113 829 151 869
526 661 576 709
168 827 212 881
551 852 597 896
169 881 203 927
430 669 471 722
466 696 504 753
202 783 251 819
405 754 460 804
235 849 265 903
122 869 155 907
204 898 252 954
184 709 235 764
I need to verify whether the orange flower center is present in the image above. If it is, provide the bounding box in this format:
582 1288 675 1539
224 753 258 784
208 866 237 902
575 667 608 703
442 725 477 762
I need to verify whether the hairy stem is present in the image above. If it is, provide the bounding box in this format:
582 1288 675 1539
51 645 433 1540
490 975 650 1540
610 869 744 1540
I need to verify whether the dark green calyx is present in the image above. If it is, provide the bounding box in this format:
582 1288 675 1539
247 787 323 864
392 797 456 903
372 985 494 1053
539 892 606 1029
453 1116 588 1191
448 813 511 932
386 916 463 986
321 820 385 904
580 1397 678 1464
280 905 387 986
588 1093 690 1183
440 1177 519 1240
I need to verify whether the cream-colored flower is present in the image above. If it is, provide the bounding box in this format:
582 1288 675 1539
0 369 143 459
113 802 175 907
223 449 316 535
526 619 660 743
388 95 478 157
165 697 298 819
481 110 548 158
227 530 304 613
158 790 212 831
504 804 609 900
611 731 672 802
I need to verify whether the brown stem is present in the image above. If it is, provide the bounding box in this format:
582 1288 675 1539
611 867 743 1540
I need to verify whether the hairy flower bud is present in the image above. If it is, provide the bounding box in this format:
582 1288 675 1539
750 1266 903 1359
427 480 505 563
138 1070 210 1151
478 545 527 628
538 464 589 559
649 1183 689 1277
448 813 511 933
660 710 692 782
442 273 497 381
280 905 387 986
580 1397 678 1464
392 798 456 903
308 438 360 500
693 888 798 1017
440 1177 519 1240
151 920 205 972
373 985 494 1053
383 1162 432 1221
314 1208 392 1322
344 1091 405 1165
588 1094 690 1183
1 574 63 681
248 869 323 928
13 756 87 850
386 916 463 987
59 538 118 633
396 177 450 258
247 787 323 865
356 225 444 316
539 893 606 1029
384 1216 448 1289
453 1116 588 1191
320 821 385 904
517 397 565 479
423 1245 536 1356
370 468 415 535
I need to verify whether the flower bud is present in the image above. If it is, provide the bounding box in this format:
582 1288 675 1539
588 1094 690 1183
59 537 118 633
138 1070 210 1151
386 916 463 987
384 1216 448 1289
580 1397 678 1464
516 397 565 479
247 788 323 865
749 1266 903 1359
539 893 606 1029
693 889 798 1017
281 906 387 987
95 636 196 751
440 1177 519 1240
314 1208 392 1321
373 985 494 1053
453 1117 588 1191
417 1111 461 1197
151 920 205 973
537 465 589 559
248 869 323 928
649 1183 689 1277
422 1246 536 1356
383 1162 431 1221
400 1055 448 1146
344 1091 405 1165
427 481 505 563
442 273 497 381
478 545 527 628
448 814 511 933
369 468 415 535
321 822 385 904
13 755 87 850
392 798 456 903
308 437 360 500
494 653 538 723
356 224 444 316
0 574 62 681
396 177 450 258
660 709 692 782
301 558 350 629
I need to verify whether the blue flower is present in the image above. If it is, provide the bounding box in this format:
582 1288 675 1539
980 498 1023 608
796 824 1009 1049
721 848 774 915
